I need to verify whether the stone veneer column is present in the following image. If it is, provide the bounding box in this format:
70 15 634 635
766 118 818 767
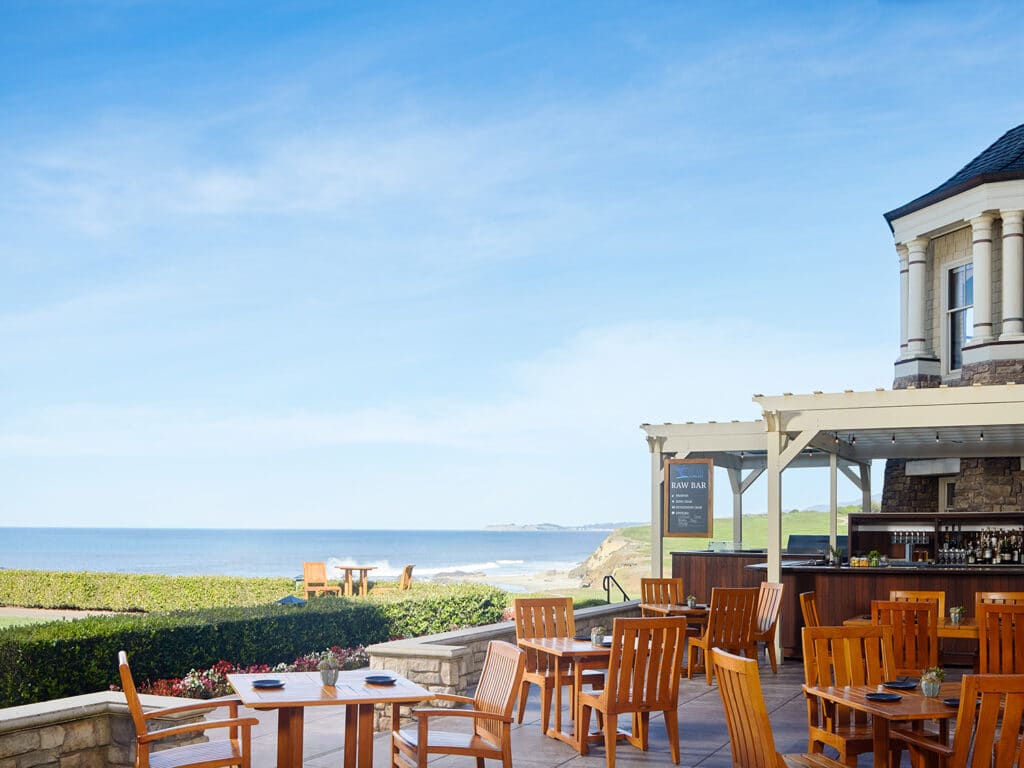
1001 209 1024 339
906 237 929 355
898 244 909 358
970 213 995 343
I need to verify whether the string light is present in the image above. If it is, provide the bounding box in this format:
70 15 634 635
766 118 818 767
936 432 940 443
980 431 985 441
851 434 856 445
891 434 896 444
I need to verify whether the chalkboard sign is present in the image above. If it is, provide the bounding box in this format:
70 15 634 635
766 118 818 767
663 458 713 538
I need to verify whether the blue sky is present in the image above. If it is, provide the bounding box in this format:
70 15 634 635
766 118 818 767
3 1 1024 529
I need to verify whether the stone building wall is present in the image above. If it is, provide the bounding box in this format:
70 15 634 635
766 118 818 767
886 361 1024 514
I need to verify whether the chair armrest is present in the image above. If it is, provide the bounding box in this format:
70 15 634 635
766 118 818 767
138 717 259 744
890 726 953 758
142 697 242 720
425 693 475 706
409 708 512 725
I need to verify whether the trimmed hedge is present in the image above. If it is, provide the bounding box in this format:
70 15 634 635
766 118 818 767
0 583 507 708
0 570 295 611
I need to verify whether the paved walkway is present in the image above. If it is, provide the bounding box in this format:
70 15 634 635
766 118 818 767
218 655 886 768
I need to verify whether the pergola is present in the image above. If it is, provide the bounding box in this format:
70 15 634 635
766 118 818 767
641 384 1024 584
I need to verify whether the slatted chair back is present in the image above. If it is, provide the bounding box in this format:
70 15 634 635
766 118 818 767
640 577 684 606
713 649 846 768
890 589 946 618
802 625 896 764
800 591 821 628
751 582 784 673
871 599 938 677
605 616 686 713
978 602 1024 674
687 587 758 683
712 648 779 768
471 640 527 746
513 596 575 673
302 561 341 597
976 591 1024 606
398 564 414 590
946 675 1024 768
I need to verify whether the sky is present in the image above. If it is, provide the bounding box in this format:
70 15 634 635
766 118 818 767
3 1 1024 530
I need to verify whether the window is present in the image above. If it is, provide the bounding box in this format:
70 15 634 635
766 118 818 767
938 477 956 513
947 263 973 371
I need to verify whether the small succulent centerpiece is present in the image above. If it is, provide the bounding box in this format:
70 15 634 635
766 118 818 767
949 605 965 625
921 666 944 697
686 594 698 608
318 651 340 686
828 545 842 567
590 625 606 644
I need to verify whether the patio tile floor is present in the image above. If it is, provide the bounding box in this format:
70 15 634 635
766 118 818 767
232 655 806 768
226 653 943 768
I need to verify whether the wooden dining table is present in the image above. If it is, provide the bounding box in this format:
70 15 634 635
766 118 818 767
515 636 611 753
801 681 959 767
227 670 429 768
334 565 377 596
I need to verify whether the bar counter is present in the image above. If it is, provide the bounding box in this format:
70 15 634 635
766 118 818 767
671 550 1024 659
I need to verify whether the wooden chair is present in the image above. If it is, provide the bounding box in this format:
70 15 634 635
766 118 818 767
374 564 415 593
119 651 258 768
302 561 341 598
578 616 687 768
890 589 946 618
512 597 603 733
687 586 758 683
391 640 525 768
751 581 784 673
713 648 847 768
893 674 1024 768
802 625 897 767
640 577 684 615
978 602 1024 673
871 599 939 677
398 564 414 590
976 591 1024 606
800 591 821 628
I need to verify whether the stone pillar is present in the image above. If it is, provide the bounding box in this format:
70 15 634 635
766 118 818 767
1002 210 1024 339
969 213 995 343
898 244 909 358
906 237 929 355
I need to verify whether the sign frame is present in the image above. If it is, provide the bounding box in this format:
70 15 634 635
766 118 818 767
663 458 714 538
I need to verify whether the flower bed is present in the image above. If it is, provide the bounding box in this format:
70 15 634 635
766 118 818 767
133 646 369 699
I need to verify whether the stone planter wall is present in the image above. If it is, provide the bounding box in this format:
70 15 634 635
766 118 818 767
367 600 641 730
0 692 211 768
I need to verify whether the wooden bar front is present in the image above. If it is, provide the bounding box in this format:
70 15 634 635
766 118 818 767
672 551 1024 659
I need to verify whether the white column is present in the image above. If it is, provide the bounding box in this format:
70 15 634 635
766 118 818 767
906 237 929 355
1002 210 1024 339
970 213 995 343
648 436 665 577
898 244 909 358
728 468 743 546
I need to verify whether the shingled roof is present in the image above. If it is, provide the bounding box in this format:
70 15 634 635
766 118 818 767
884 123 1024 228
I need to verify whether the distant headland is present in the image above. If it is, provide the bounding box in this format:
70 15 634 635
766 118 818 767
484 522 644 531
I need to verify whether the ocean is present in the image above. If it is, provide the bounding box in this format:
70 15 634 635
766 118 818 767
0 527 610 592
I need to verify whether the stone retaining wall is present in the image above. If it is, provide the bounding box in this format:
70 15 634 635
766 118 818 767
0 692 211 768
367 601 641 730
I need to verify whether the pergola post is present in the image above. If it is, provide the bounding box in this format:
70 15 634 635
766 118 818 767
765 416 783 587
860 462 872 512
728 468 743 546
647 436 666 577
829 452 838 551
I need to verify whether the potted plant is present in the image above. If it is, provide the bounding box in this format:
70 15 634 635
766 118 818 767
828 545 843 567
867 549 882 567
949 606 965 625
318 651 340 686
920 666 944 697
590 625 606 644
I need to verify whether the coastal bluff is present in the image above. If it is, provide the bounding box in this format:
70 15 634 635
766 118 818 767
569 527 649 594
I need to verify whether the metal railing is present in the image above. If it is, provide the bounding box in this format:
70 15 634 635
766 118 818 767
602 574 630 603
